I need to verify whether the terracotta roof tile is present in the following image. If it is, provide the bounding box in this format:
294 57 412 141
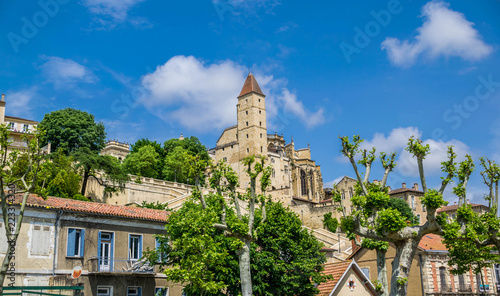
437 203 488 213
238 73 265 97
9 194 168 222
388 188 423 195
418 234 447 251
317 260 352 295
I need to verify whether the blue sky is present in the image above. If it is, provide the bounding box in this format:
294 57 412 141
1 0 500 204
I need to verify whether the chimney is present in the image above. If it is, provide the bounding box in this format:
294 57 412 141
413 183 419 191
454 202 457 205
387 186 392 192
467 199 470 204
1 94 4 101
402 183 406 189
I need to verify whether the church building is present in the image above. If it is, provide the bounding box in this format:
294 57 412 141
211 73 324 203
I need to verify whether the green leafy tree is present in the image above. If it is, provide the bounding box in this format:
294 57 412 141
139 200 169 210
38 108 106 154
0 126 45 291
146 194 328 296
131 139 164 178
323 212 338 233
123 145 160 178
45 150 82 199
337 136 453 296
163 146 189 183
441 157 500 292
163 136 209 161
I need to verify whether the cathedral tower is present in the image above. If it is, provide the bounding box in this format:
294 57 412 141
237 73 268 159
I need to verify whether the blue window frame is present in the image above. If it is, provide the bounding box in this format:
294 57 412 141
155 287 167 296
129 234 142 261
127 286 142 296
67 228 85 257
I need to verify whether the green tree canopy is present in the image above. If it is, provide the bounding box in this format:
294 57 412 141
146 198 328 296
163 146 189 183
163 136 209 160
39 108 106 154
123 145 160 178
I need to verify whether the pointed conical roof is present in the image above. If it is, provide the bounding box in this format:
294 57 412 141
238 73 265 97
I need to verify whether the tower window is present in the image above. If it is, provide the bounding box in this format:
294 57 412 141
246 122 248 126
247 148 249 153
261 146 263 152
246 111 248 115
246 99 248 103
246 134 249 138
259 121 261 126
260 133 262 138
259 110 261 114
258 99 261 102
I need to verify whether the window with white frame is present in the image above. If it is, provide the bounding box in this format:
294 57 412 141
31 224 51 256
97 286 113 296
155 287 168 296
127 286 141 296
67 228 85 257
23 124 29 132
129 234 142 261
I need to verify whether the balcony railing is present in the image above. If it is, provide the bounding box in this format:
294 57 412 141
88 257 154 273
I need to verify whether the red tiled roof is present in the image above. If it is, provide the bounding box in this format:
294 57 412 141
317 260 352 295
437 203 488 213
418 234 447 251
9 194 169 222
238 73 265 97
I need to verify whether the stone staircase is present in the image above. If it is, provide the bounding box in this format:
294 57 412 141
302 226 353 260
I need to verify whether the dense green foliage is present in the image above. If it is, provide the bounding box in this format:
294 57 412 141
39 108 106 154
146 198 329 296
123 145 160 178
323 212 338 233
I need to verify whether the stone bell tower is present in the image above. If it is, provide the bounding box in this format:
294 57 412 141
236 73 268 160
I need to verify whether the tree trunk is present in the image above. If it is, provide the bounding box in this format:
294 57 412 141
389 240 419 296
237 240 252 296
376 249 388 296
80 168 90 196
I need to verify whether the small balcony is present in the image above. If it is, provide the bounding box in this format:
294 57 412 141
88 257 154 274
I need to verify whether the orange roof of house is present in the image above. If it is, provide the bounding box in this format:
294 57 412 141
238 73 265 97
9 193 169 222
317 260 352 295
437 203 488 213
418 234 447 251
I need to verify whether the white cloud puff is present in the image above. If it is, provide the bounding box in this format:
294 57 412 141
140 55 325 132
4 87 38 118
382 1 492 66
360 127 472 177
40 56 96 88
82 0 148 28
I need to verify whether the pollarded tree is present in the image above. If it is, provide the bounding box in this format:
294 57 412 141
146 156 329 296
0 126 44 291
441 157 500 291
337 135 456 296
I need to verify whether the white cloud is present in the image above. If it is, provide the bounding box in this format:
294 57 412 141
40 56 96 88
140 55 324 132
360 127 472 177
82 0 147 28
4 87 38 118
324 176 345 188
381 1 492 67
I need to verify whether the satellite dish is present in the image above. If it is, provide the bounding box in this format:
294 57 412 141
71 266 82 279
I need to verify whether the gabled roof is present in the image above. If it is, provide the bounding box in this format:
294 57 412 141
317 260 377 296
4 115 39 124
437 203 489 213
388 188 423 195
336 176 357 186
8 193 169 222
238 73 265 97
